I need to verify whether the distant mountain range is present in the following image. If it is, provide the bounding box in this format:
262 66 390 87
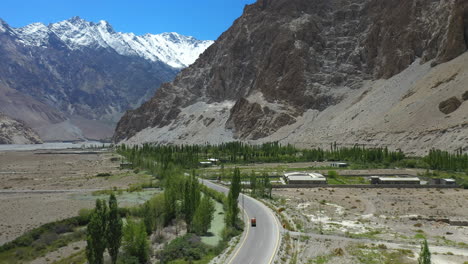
0 17 213 142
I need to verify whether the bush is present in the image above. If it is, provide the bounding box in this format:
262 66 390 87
123 220 150 264
54 223 74 234
158 234 209 262
78 208 93 223
96 172 111 177
0 216 88 255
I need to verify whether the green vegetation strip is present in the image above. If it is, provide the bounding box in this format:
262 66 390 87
0 215 89 264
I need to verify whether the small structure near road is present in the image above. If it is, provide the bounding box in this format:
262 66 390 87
207 158 220 164
199 161 213 167
331 162 348 168
370 176 420 185
431 178 457 186
284 172 327 184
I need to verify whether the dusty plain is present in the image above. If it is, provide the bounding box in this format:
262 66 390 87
271 187 468 264
0 149 148 245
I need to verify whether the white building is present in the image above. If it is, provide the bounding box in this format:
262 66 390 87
284 172 327 184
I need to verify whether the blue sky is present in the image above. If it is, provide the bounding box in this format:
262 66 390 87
1 0 256 40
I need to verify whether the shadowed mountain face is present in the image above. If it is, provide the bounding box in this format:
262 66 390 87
114 0 468 154
0 18 212 142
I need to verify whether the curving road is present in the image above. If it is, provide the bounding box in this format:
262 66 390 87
201 179 281 264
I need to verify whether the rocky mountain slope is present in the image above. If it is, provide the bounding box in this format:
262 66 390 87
0 17 213 141
114 0 468 155
0 113 42 144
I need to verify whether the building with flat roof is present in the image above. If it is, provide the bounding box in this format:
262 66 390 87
370 176 420 185
284 172 327 184
199 161 212 167
430 178 457 185
331 162 348 168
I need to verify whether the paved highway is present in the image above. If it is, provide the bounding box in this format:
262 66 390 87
201 179 281 264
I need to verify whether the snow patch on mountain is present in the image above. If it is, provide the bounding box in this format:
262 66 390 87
15 23 49 46
12 17 213 68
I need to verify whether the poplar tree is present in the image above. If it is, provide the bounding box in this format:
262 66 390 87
183 172 200 232
123 220 150 264
107 194 122 264
86 199 108 264
226 168 241 228
192 195 215 235
250 170 257 196
418 239 431 264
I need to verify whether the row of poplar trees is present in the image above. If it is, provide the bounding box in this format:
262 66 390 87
117 142 407 167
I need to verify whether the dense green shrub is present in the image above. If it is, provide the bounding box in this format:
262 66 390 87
158 234 209 262
96 172 111 177
123 220 150 264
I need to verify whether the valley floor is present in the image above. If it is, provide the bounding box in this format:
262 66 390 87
0 150 148 245
271 187 468 264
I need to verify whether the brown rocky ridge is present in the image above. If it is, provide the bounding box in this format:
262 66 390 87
114 0 468 155
0 112 42 144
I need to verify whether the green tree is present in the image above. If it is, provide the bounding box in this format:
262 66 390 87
192 195 215 235
183 171 200 232
107 194 123 264
264 174 272 199
142 202 156 234
226 168 241 228
250 170 257 196
418 239 431 264
123 220 150 264
86 199 108 264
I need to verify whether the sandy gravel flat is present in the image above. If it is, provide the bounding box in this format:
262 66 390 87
273 187 468 264
0 149 145 245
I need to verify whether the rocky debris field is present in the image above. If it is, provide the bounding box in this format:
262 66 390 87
272 187 468 264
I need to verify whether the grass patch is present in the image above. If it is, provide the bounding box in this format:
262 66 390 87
52 249 86 264
349 244 414 264
71 189 161 205
308 254 332 264
346 230 382 239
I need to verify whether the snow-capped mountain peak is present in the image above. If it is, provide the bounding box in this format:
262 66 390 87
15 22 49 46
10 17 213 68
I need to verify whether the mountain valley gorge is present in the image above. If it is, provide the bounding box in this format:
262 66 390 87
114 0 468 155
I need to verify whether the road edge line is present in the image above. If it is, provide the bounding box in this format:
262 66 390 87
267 203 281 264
226 193 250 264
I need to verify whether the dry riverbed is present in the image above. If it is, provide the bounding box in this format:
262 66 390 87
0 149 149 245
272 187 468 264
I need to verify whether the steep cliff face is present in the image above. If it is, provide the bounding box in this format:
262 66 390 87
114 0 468 154
0 113 42 144
0 18 212 141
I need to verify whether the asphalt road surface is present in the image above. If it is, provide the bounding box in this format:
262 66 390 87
201 179 281 264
